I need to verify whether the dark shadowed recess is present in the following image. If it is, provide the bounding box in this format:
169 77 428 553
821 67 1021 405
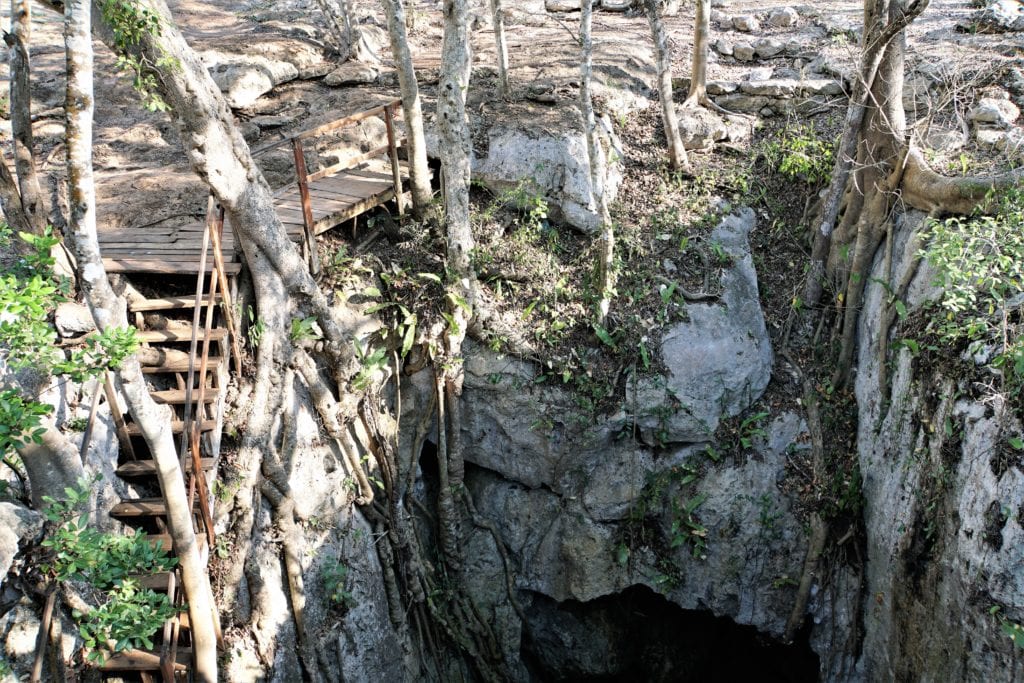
521 584 819 683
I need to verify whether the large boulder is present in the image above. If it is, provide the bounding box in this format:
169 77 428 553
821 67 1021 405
626 209 772 444
204 54 299 109
471 123 623 234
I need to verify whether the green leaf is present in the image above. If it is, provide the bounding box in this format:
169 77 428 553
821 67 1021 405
1009 437 1024 451
593 325 616 349
894 299 907 319
417 272 442 283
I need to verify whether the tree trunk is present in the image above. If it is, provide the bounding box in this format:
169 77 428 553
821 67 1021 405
579 0 614 325
17 417 85 509
490 0 509 98
438 0 475 345
62 1 218 679
6 0 48 235
642 0 689 172
382 0 433 213
802 0 930 310
685 0 709 106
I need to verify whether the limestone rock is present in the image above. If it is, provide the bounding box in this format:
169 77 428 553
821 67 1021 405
976 0 1024 32
546 0 578 12
768 7 799 28
970 97 1021 127
732 14 760 32
324 63 380 86
710 9 731 26
627 209 772 444
0 503 42 580
675 106 748 150
205 55 299 109
349 24 388 64
601 0 633 11
714 38 734 56
754 38 785 59
54 301 96 337
733 42 756 61
471 124 623 234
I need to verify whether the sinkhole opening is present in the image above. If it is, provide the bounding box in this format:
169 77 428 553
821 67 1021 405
521 584 819 683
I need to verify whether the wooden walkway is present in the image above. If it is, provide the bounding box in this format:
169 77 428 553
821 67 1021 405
98 99 408 275
83 101 409 681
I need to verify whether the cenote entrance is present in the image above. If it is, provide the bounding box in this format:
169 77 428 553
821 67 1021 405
521 585 820 682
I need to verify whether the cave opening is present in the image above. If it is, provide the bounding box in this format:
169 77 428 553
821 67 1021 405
521 584 820 682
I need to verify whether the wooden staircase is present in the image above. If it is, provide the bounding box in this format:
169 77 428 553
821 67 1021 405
98 201 237 682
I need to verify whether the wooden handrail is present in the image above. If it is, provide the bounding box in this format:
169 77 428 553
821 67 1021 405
250 98 402 156
305 141 399 183
291 138 320 274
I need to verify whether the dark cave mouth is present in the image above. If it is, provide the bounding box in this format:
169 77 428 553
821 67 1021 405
520 584 820 683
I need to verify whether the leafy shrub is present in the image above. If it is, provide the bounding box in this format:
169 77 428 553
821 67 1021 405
762 124 835 185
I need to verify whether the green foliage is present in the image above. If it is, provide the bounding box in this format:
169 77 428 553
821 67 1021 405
99 0 177 112
0 231 137 462
40 482 178 664
352 337 389 391
322 559 355 609
75 579 179 663
762 124 835 185
289 316 321 343
990 605 1024 650
921 190 1024 396
628 463 710 562
246 306 265 349
738 411 769 450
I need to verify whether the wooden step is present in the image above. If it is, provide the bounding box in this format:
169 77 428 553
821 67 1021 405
112 498 200 518
123 419 217 436
117 458 215 478
99 646 190 672
149 388 220 405
144 532 207 555
141 357 224 373
103 257 241 275
130 294 223 312
135 571 175 591
136 327 228 343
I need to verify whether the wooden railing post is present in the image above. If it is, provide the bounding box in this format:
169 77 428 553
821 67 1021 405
384 102 406 217
291 137 321 274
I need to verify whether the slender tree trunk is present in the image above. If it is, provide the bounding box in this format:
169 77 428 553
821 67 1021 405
438 0 475 343
382 0 433 213
580 0 614 325
642 0 689 172
62 1 218 679
6 0 48 235
0 153 34 235
490 0 509 98
685 0 709 106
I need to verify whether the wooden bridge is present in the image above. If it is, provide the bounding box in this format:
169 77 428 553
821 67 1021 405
28 100 410 682
97 98 408 276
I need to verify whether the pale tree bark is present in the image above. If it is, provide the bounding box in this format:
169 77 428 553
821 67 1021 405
62 1 218 679
580 0 614 325
436 0 473 571
684 0 709 106
0 153 33 235
382 0 433 213
6 0 48 235
641 0 689 172
489 0 509 98
802 0 930 311
314 0 354 58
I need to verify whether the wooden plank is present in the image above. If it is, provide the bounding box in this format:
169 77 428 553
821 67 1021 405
290 98 400 141
136 328 227 343
306 142 394 183
129 295 223 312
99 648 190 673
141 357 224 373
148 388 219 404
313 189 397 235
117 457 215 478
123 419 217 436
103 258 241 275
112 498 199 517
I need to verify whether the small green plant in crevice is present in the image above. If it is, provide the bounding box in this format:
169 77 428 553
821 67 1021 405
990 605 1024 650
40 481 179 664
322 558 356 609
289 316 321 343
762 123 836 186
246 305 265 349
738 411 769 450
625 462 710 562
99 0 179 112
351 336 389 391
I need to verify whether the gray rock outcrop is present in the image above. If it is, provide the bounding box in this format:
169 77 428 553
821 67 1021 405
626 209 772 444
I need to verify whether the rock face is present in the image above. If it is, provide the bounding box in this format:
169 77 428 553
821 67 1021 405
472 123 623 234
0 504 42 581
768 7 799 28
975 0 1024 32
970 97 1021 127
853 209 1024 682
627 209 772 444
